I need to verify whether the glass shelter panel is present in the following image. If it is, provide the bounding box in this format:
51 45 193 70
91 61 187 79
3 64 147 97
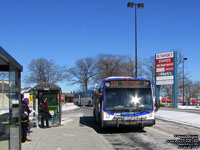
0 47 22 150
0 72 9 150
9 71 20 150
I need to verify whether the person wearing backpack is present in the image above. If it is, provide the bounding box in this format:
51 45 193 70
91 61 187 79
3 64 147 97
20 95 31 143
39 98 51 128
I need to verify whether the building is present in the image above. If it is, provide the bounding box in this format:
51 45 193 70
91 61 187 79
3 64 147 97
62 93 74 103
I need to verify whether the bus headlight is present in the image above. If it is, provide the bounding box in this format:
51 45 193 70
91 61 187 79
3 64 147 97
106 114 110 118
148 113 153 118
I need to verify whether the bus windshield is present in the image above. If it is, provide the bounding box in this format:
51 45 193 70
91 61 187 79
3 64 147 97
105 88 153 111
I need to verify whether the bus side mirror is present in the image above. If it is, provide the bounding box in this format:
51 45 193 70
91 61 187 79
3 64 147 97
98 93 102 96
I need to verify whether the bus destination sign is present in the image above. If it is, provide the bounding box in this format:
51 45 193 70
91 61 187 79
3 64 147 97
105 80 150 88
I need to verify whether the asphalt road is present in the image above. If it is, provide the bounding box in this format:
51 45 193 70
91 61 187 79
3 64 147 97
63 107 200 150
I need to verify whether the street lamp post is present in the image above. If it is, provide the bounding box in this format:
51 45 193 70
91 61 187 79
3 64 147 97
127 2 144 78
182 57 187 105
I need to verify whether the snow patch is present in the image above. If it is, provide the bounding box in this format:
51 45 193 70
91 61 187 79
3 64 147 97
178 105 200 110
155 110 200 128
62 103 79 111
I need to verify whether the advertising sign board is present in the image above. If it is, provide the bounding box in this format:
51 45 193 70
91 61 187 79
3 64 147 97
156 52 174 85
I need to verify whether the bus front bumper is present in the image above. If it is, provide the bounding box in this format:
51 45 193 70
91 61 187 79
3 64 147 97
103 119 155 127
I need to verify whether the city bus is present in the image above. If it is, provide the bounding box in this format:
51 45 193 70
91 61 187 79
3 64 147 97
93 77 157 129
74 90 94 106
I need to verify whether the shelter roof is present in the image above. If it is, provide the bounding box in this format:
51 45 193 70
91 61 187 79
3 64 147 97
34 83 61 91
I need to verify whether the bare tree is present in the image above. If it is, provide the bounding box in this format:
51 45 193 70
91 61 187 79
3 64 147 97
24 58 68 84
120 55 134 77
192 81 200 100
68 57 96 91
121 55 146 77
95 54 122 81
144 56 155 86
95 54 146 82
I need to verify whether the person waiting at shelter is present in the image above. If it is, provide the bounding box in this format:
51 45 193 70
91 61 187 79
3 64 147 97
20 95 31 143
39 98 51 128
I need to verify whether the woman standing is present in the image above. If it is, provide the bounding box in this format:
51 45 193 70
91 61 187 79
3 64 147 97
21 96 31 143
39 98 51 128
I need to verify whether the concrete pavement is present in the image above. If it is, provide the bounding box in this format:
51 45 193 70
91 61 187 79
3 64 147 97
22 114 112 150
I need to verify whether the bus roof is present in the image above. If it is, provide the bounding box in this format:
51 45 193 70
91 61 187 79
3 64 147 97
74 90 94 94
104 76 150 81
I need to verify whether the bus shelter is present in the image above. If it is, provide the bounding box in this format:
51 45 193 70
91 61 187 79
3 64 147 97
0 47 23 150
33 83 62 126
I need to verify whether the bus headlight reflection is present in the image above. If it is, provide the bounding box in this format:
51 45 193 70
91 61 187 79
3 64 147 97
131 95 141 105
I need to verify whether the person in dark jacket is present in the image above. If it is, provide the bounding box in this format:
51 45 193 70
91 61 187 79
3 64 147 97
39 98 51 128
21 96 31 143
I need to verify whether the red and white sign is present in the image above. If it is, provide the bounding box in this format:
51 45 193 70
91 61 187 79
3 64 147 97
156 58 173 64
155 51 174 85
156 62 174 68
156 52 174 60
165 67 174 72
156 68 165 72
61 95 65 101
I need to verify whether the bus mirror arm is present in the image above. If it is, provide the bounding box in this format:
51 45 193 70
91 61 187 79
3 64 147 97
155 100 160 112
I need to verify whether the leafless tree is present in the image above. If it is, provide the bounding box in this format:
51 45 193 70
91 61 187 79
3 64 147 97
95 54 146 82
120 55 135 77
24 58 68 84
95 54 122 81
144 56 155 85
192 81 200 100
68 57 96 91
121 55 146 77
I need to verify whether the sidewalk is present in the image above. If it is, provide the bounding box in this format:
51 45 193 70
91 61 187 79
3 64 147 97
22 104 112 150
155 109 200 128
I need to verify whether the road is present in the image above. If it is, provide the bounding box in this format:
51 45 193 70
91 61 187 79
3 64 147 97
62 107 200 150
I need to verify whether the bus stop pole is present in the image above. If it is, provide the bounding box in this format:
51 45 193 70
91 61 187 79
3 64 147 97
173 51 178 108
155 54 160 105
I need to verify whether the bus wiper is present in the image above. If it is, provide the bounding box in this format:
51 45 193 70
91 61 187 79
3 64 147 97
112 107 131 112
128 107 152 112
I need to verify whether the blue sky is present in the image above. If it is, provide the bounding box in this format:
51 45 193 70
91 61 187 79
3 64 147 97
0 0 200 92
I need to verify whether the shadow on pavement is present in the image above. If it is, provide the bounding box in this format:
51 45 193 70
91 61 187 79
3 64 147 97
79 116 146 134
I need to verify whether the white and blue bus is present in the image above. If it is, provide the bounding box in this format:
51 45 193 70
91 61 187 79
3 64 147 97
93 77 158 129
74 90 94 106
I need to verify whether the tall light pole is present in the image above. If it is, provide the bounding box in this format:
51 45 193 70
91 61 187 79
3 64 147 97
182 57 187 105
127 2 144 78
